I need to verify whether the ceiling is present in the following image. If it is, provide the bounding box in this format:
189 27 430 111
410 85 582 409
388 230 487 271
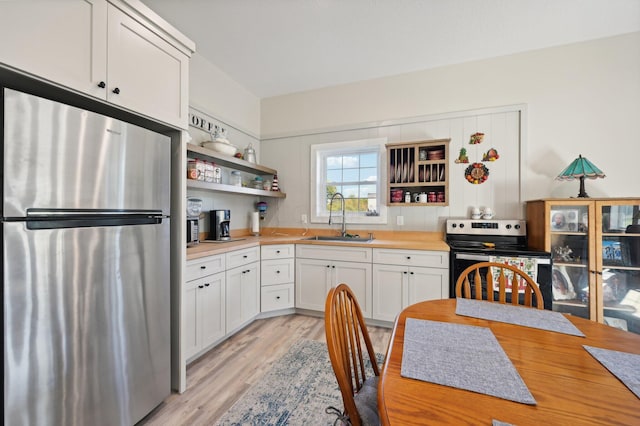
141 0 640 99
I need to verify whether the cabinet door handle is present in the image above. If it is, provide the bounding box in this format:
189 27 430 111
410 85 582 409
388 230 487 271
112 87 120 94
403 271 408 274
97 81 106 88
410 272 414 275
276 270 280 274
332 265 335 269
276 296 281 300
276 250 281 254
204 283 210 287
406 256 411 260
198 285 204 289
200 266 206 270
326 265 331 268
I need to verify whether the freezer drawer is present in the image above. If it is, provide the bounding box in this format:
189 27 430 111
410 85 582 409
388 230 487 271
3 220 171 426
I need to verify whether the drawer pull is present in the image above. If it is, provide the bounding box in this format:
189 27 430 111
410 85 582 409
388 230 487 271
243 255 248 258
276 270 280 274
276 250 281 254
406 256 411 260
200 266 206 270
276 296 281 300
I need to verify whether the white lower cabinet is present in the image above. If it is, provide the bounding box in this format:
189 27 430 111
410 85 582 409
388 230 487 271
226 247 260 333
261 244 295 312
295 245 373 318
372 248 449 322
183 255 226 361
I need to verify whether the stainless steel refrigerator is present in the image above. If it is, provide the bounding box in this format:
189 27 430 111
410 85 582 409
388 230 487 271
2 88 171 425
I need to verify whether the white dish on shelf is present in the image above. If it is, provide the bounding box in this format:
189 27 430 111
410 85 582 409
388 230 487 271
395 164 402 183
402 162 408 182
409 162 414 181
201 140 238 156
390 164 395 183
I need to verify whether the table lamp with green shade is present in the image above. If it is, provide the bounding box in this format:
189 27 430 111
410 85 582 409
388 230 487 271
555 154 605 198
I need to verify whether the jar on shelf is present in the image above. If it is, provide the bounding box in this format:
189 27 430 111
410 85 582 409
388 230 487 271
212 163 221 183
195 159 205 181
231 170 242 187
187 159 199 180
204 161 214 183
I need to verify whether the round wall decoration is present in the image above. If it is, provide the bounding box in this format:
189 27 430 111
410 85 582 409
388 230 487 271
464 162 489 184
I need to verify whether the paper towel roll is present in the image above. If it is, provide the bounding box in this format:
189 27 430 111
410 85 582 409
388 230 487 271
251 211 260 235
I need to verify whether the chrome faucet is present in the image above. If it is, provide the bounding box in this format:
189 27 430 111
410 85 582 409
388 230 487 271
329 192 347 237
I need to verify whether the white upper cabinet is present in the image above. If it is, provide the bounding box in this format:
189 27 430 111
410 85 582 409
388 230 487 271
0 0 194 129
0 0 107 95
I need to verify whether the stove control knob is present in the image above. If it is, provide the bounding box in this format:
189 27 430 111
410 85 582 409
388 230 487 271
515 224 521 230
459 223 465 228
506 224 512 229
452 223 457 228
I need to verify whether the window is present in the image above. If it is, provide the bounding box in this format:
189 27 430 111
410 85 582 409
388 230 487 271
310 138 387 224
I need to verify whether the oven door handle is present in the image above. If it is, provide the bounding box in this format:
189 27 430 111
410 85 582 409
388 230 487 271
455 252 552 264
455 253 492 261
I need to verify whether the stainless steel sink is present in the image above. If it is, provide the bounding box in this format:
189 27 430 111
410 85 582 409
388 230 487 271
303 235 374 243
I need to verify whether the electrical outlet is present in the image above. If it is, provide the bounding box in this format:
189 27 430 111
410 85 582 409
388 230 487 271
397 215 404 226
301 214 308 224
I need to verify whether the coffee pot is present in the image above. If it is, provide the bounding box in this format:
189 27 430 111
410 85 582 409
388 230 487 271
210 210 231 240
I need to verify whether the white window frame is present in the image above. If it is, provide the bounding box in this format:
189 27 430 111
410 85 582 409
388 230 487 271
310 137 388 225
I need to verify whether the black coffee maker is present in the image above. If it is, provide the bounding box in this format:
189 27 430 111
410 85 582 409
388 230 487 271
210 210 231 240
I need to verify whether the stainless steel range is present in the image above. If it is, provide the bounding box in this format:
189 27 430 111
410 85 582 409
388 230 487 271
446 219 553 309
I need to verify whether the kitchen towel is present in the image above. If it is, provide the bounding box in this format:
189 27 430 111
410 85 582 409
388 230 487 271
400 318 536 405
583 345 640 399
456 298 585 337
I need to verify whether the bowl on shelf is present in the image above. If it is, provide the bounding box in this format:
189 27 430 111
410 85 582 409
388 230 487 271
201 140 238 156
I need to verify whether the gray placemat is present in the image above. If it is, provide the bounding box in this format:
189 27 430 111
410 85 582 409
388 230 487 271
400 318 536 405
456 298 585 337
583 345 640 399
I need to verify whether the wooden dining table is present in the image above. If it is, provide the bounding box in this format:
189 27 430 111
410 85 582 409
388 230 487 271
378 299 640 425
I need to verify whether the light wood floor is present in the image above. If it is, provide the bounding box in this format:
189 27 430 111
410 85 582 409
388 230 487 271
140 314 392 426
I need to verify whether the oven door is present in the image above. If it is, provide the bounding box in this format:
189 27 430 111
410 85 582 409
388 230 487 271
450 252 552 310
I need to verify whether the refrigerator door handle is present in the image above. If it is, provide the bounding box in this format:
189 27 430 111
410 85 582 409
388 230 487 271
26 208 165 218
24 209 168 230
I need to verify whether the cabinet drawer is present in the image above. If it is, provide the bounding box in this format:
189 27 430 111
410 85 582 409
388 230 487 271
373 248 448 268
261 244 295 260
296 244 372 263
261 283 294 312
226 246 260 269
262 259 295 285
185 254 225 282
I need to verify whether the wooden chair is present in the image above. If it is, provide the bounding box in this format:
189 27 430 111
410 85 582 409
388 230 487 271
325 283 381 426
455 261 545 309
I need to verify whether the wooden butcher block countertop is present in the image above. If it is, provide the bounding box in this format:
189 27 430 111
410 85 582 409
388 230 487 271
186 228 449 261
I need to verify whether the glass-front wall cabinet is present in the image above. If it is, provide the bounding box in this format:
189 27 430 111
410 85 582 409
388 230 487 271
527 199 640 335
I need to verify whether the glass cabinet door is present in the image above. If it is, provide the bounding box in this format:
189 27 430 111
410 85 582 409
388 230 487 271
549 203 595 321
596 201 640 334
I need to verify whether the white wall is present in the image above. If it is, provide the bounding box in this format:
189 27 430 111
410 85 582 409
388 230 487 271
189 53 261 137
261 32 640 205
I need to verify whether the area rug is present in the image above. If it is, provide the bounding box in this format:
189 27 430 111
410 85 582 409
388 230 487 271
216 339 382 426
